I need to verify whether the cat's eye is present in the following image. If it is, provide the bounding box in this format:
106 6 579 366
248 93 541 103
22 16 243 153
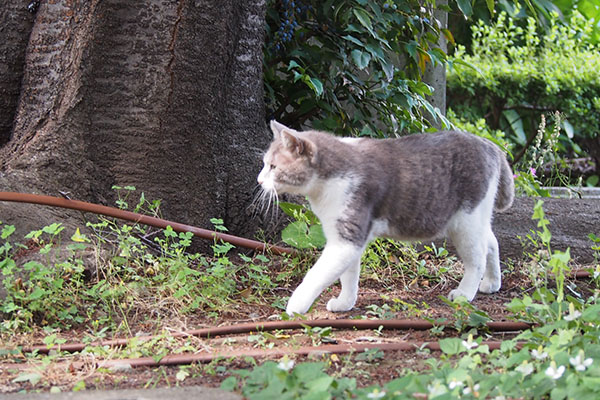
270 164 277 170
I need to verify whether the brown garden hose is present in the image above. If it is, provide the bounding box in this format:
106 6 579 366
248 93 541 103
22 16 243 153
92 340 511 369
0 191 295 256
6 340 514 372
21 318 531 354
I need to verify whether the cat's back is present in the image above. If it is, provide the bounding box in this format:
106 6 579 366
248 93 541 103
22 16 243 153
364 130 499 158
302 129 502 178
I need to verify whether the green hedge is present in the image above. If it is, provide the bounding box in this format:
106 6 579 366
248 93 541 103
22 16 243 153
447 11 600 175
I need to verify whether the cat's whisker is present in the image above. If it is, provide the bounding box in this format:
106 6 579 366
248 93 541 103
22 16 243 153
248 186 265 220
250 184 281 225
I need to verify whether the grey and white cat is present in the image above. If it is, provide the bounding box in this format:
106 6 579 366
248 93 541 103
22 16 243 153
258 120 514 315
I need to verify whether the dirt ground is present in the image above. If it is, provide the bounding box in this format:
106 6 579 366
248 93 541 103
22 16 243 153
2 258 594 395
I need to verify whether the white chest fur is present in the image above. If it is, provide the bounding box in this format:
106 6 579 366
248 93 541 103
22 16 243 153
307 176 354 243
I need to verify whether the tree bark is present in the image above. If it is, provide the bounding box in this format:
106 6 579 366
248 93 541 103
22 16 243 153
0 3 34 146
0 0 269 241
423 0 447 129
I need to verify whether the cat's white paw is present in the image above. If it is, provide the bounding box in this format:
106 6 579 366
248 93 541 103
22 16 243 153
479 277 501 294
285 294 312 316
448 288 476 302
326 297 355 312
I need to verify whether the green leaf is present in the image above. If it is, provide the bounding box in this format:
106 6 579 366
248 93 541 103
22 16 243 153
281 221 312 249
532 200 546 223
1 224 15 239
351 49 371 70
503 110 526 146
279 202 310 220
342 35 364 47
28 287 45 300
439 338 464 355
380 59 394 81
468 310 491 327
522 0 537 20
42 223 64 236
288 60 302 71
485 0 495 15
309 77 324 97
1 258 16 275
405 41 418 61
72 380 86 392
548 248 571 270
562 119 574 139
441 29 455 46
220 376 237 391
307 376 334 393
353 9 373 31
308 224 326 249
455 0 473 17
581 304 600 322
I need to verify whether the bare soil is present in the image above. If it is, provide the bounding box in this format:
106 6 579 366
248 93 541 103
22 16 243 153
1 257 595 395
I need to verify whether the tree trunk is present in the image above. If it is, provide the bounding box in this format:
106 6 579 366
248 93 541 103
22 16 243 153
0 3 34 146
423 0 447 129
0 0 269 241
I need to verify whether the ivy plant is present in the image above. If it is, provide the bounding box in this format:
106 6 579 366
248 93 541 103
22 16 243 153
264 0 467 137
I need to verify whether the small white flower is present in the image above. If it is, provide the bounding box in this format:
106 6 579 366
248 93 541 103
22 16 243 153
516 361 535 376
545 362 566 380
569 350 593 372
531 347 548 360
462 334 478 350
448 378 463 389
463 384 480 395
367 389 386 399
494 396 506 400
277 358 295 371
564 303 582 321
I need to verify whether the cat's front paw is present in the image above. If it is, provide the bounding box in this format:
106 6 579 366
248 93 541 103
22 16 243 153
326 296 355 312
479 277 501 294
448 288 476 302
285 295 312 316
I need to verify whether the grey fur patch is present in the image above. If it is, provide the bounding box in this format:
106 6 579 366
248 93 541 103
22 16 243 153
263 128 514 246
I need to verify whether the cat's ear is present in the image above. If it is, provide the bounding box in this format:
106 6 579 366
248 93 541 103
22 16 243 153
270 120 297 139
281 130 316 160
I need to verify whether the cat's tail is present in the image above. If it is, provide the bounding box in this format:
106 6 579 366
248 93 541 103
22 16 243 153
495 156 515 212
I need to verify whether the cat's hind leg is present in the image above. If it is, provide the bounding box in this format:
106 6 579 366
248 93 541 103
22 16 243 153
447 216 488 302
326 256 361 312
479 230 502 293
286 241 363 315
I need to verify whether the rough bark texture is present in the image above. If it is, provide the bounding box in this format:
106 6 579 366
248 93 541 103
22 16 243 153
0 3 34 146
0 1 269 241
494 197 600 265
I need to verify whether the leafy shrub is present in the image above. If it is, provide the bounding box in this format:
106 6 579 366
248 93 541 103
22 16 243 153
448 11 600 179
264 0 457 137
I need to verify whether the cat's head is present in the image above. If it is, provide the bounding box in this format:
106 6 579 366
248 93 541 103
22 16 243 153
257 120 318 195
